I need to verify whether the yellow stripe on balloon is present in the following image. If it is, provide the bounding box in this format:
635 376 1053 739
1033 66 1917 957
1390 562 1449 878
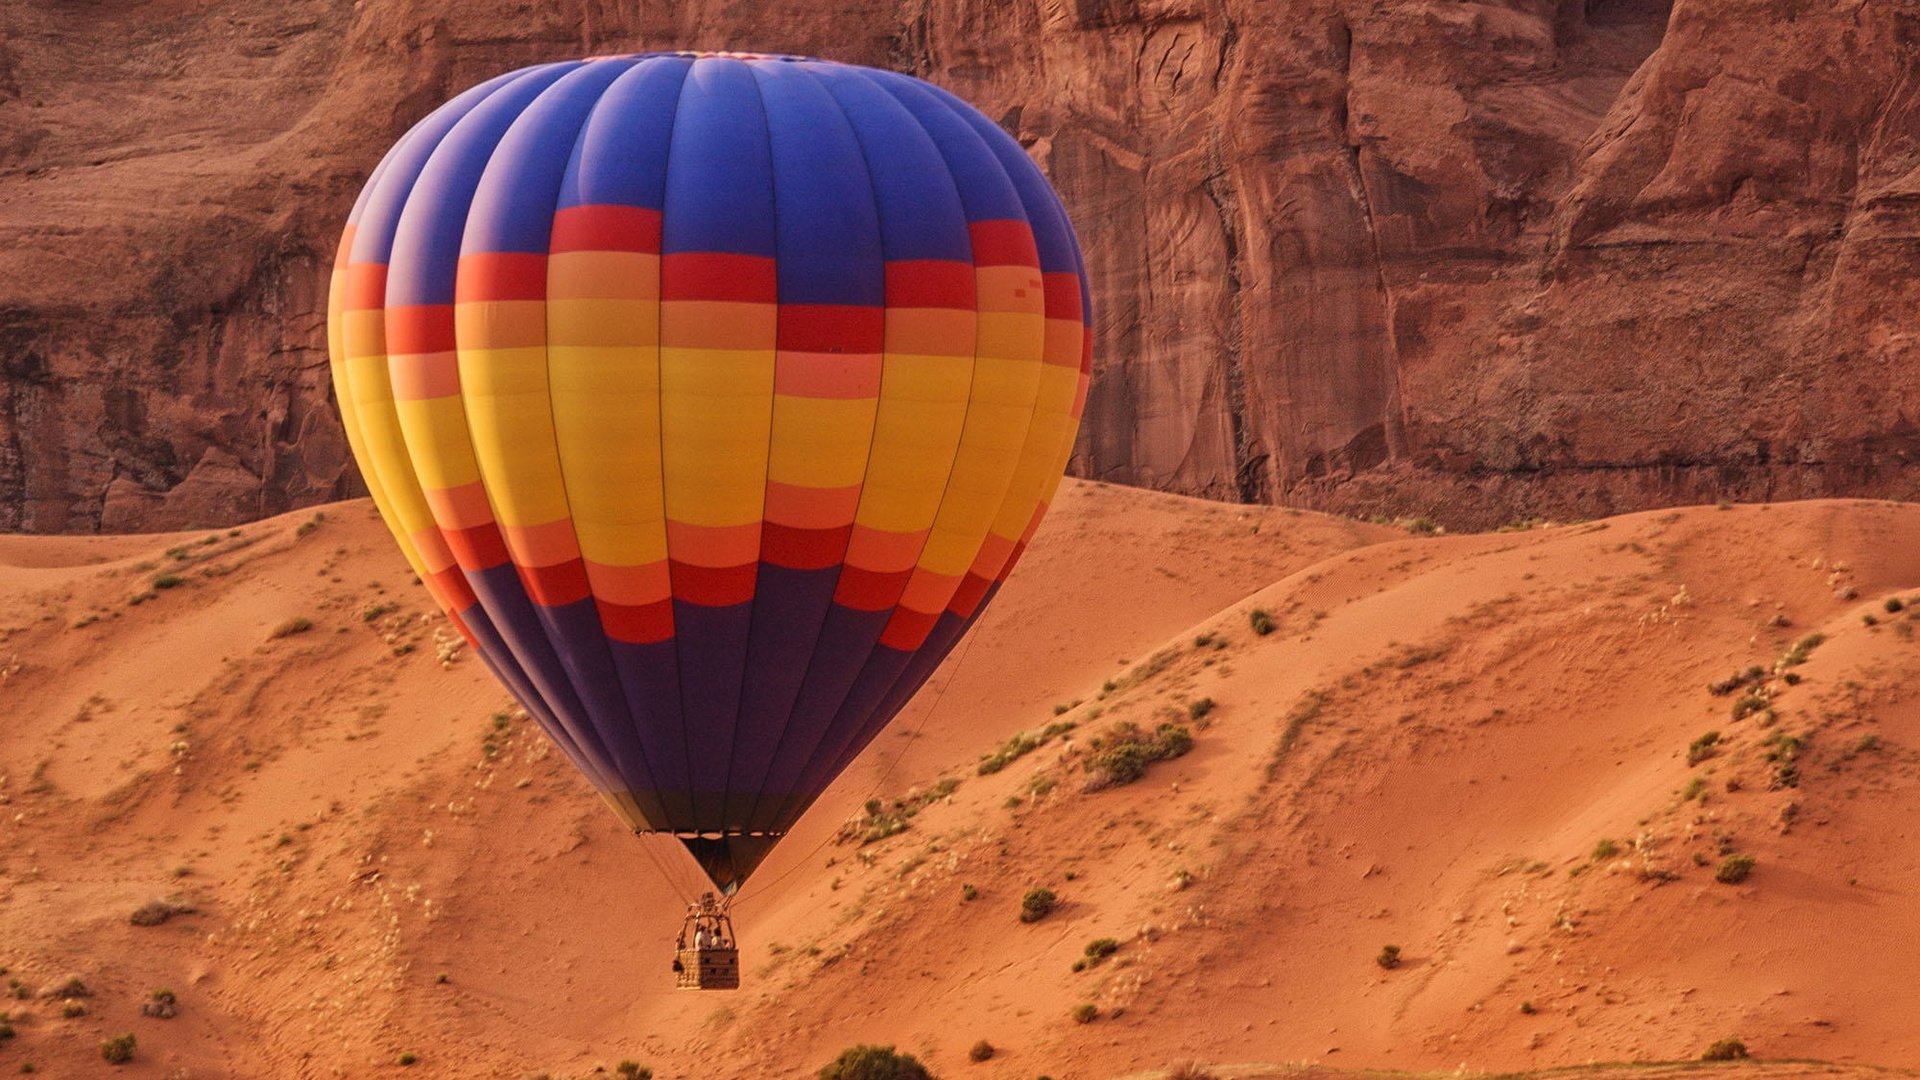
458 341 576 530
548 343 670 569
659 347 775 529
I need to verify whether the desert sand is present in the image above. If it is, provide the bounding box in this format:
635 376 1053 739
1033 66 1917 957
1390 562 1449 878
2 481 1917 1079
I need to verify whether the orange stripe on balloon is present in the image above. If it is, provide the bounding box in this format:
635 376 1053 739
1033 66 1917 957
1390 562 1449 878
421 482 495 531
389 351 461 401
582 559 673 606
965 532 1017 579
665 520 762 567
343 263 388 311
659 300 776 349
885 309 976 357
773 353 882 399
843 525 930 573
548 251 660 301
1042 319 1082 368
896 568 961 613
763 481 861 529
456 300 547 349
502 517 584 568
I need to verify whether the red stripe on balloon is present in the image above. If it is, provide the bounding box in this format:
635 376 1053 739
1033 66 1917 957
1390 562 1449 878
946 571 993 619
878 607 938 651
661 252 777 303
670 561 757 607
456 252 548 302
386 305 457 355
884 260 975 309
518 558 592 607
832 565 912 611
550 204 664 253
760 522 852 571
1042 272 1083 321
777 305 884 353
599 597 676 644
444 524 511 572
967 220 1040 267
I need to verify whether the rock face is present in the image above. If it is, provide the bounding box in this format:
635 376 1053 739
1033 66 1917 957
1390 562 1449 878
1 0 1915 533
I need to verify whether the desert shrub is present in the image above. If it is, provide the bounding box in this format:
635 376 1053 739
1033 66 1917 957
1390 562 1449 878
1781 633 1825 667
129 898 195 926
1249 609 1275 636
0 1016 12 1040
270 617 314 639
397 1051 418 1065
1075 937 1121 970
834 778 960 845
1731 691 1770 722
615 1061 652 1079
968 1039 995 1062
1716 854 1756 885
1019 888 1057 924
1702 1039 1750 1061
100 1034 136 1065
977 721 1075 776
1708 666 1766 696
1591 838 1620 861
1080 721 1193 791
817 1043 933 1080
1187 698 1216 721
53 976 89 999
1519 1001 1537 1015
960 884 978 902
1682 777 1708 801
61 1001 86 1018
152 573 185 590
1168 1064 1219 1080
1887 597 1907 614
1687 730 1721 765
1071 1003 1098 1024
1376 944 1402 969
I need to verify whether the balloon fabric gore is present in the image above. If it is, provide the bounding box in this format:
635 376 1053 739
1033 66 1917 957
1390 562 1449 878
326 52 1091 892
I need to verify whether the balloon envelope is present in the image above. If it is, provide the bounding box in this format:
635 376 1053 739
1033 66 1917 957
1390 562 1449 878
326 52 1090 889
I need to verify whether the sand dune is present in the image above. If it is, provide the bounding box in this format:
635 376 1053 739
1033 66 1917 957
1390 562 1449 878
1 485 1916 1078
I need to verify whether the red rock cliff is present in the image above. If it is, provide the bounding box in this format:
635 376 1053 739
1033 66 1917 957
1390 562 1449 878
0 0 1914 532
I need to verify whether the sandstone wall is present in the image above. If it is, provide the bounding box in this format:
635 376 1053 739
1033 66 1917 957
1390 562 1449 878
1 0 1914 532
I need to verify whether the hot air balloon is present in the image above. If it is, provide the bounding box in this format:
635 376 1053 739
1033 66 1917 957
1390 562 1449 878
325 52 1090 959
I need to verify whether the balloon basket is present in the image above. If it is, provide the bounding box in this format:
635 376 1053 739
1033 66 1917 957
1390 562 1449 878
673 892 740 990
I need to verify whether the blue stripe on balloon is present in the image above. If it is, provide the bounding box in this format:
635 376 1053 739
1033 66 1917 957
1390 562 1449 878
806 63 972 263
463 59 635 254
863 68 1027 226
660 58 777 258
749 59 884 307
386 62 580 306
348 67 538 266
558 56 693 213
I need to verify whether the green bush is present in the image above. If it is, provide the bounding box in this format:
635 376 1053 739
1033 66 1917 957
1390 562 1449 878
1071 1003 1098 1024
1716 854 1756 885
616 1061 653 1079
1376 944 1402 969
1701 1038 1749 1061
1687 730 1721 765
967 1039 995 1062
1591 838 1620 861
1081 721 1194 791
100 1034 137 1065
817 1043 934 1080
1020 888 1057 924
1249 609 1275 636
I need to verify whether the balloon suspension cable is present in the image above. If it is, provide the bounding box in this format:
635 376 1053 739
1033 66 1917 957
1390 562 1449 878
731 622 985 911
636 828 696 906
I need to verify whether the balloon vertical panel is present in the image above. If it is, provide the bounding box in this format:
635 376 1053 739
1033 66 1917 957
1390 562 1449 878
328 53 1089 889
